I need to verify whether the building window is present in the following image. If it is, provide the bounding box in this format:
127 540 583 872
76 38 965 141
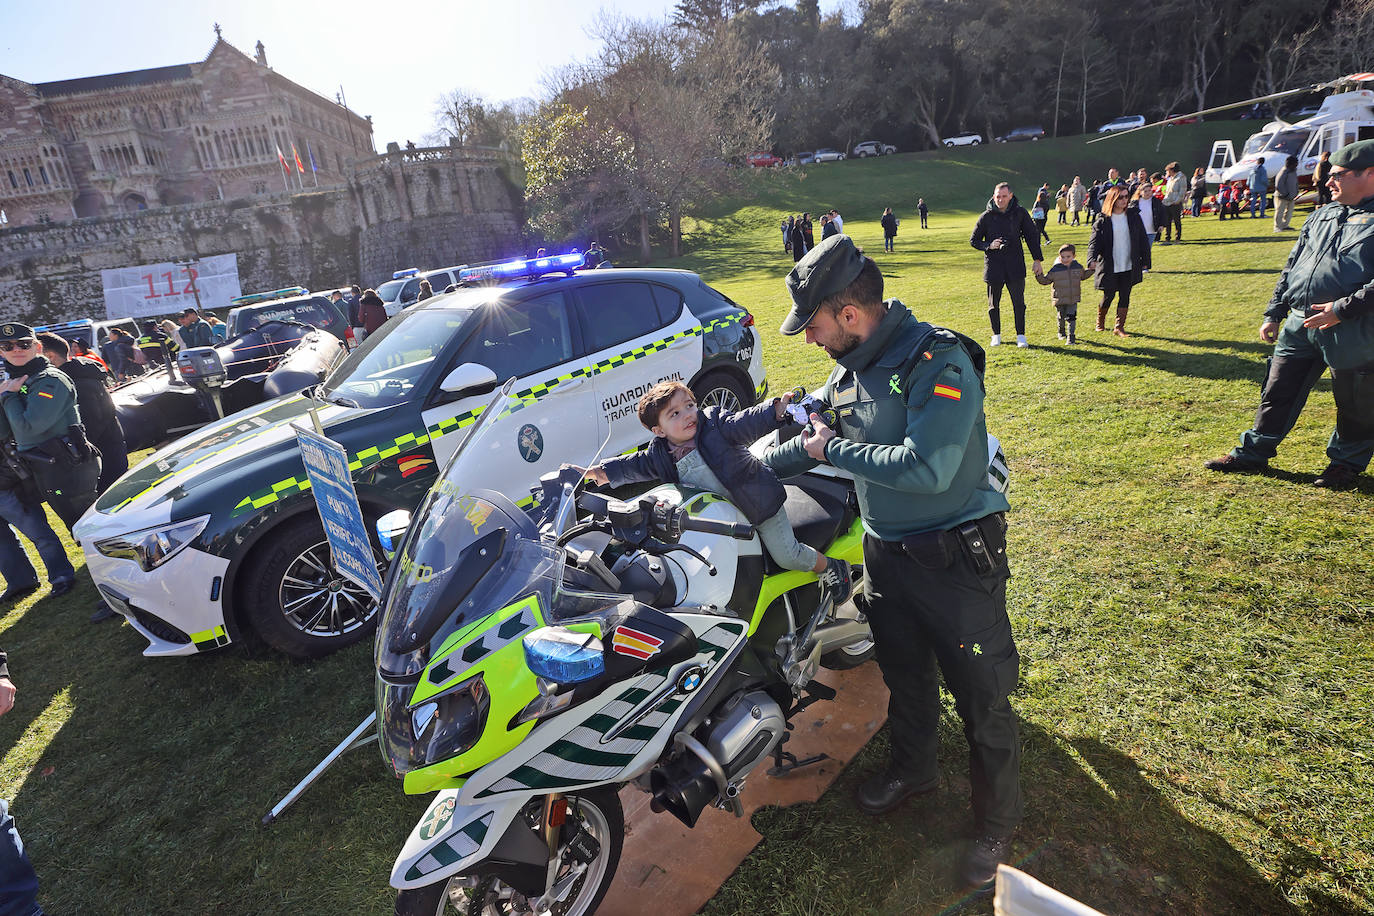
6 171 15 190
23 168 32 187
39 166 48 185
253 181 267 194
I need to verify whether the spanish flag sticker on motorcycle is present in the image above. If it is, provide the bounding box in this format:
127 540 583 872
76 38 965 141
612 625 663 660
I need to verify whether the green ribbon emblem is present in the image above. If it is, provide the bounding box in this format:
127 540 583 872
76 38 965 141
889 374 902 395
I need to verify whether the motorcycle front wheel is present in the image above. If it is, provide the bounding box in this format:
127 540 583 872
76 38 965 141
394 786 625 916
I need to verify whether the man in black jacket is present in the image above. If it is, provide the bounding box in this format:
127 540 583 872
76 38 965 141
970 182 1043 349
37 333 126 494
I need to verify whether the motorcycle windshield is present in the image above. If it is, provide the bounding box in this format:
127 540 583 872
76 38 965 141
376 381 549 678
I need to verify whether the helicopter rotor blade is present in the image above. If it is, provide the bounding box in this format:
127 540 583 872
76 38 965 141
1085 80 1349 144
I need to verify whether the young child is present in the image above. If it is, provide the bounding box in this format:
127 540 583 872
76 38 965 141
1032 243 1095 344
582 381 852 605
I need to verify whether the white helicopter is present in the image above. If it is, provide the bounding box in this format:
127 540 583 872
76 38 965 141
1091 73 1374 191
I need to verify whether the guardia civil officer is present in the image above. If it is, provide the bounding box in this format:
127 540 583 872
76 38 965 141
0 323 101 532
1206 139 1374 489
762 235 1019 887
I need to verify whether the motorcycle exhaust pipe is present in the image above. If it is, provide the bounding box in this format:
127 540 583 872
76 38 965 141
649 734 728 828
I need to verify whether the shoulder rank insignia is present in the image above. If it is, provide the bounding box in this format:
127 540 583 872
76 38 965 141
932 383 961 401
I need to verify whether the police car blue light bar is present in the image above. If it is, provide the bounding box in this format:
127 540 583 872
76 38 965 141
392 268 420 279
230 286 310 306
458 252 584 284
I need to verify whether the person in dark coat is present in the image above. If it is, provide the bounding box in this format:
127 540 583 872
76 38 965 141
789 214 808 263
359 289 388 335
38 333 126 494
881 207 898 252
801 212 815 250
1087 185 1152 337
820 214 839 240
0 646 44 914
1031 184 1053 242
969 182 1044 347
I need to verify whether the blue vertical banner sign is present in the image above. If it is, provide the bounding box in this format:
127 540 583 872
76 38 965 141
292 420 384 601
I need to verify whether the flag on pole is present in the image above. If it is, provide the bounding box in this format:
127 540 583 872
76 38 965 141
276 146 290 190
307 140 319 187
292 144 305 173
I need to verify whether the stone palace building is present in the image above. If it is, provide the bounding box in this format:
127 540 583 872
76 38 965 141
0 28 374 227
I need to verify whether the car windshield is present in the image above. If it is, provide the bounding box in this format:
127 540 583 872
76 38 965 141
318 305 474 408
376 278 408 302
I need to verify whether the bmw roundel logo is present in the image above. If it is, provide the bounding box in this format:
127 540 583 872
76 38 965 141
517 424 544 463
678 667 704 693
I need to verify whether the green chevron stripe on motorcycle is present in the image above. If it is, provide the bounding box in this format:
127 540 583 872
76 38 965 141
545 740 636 770
412 595 542 704
582 713 656 743
403 813 493 882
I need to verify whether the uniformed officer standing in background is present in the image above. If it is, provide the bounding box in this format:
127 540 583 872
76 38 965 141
1206 139 1374 489
0 323 101 532
763 235 1020 887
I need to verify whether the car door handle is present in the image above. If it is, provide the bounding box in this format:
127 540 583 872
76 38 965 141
552 375 588 392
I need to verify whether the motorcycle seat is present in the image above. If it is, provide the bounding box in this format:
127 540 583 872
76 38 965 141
761 476 853 573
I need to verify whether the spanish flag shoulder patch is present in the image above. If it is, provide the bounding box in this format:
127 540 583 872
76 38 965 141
35 390 54 399
932 383 961 401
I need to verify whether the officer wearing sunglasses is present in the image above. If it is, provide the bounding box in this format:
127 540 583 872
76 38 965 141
0 323 101 531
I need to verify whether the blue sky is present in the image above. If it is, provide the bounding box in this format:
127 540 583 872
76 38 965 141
2 0 847 151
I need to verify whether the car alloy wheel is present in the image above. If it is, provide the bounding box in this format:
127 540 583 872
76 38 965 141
278 537 376 639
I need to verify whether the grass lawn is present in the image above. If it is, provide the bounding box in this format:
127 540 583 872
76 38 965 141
2 126 1371 915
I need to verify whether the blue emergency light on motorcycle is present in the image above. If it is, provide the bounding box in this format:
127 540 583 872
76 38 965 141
522 626 605 684
458 252 585 284
392 267 420 279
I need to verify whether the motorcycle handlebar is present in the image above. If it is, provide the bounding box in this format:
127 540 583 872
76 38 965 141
681 514 753 540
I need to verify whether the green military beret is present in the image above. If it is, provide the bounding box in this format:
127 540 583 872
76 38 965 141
0 323 34 341
781 234 866 336
1330 139 1374 171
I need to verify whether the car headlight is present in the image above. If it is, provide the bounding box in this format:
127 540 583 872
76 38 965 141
93 516 210 572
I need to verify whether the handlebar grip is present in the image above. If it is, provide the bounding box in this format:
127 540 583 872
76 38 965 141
681 514 753 539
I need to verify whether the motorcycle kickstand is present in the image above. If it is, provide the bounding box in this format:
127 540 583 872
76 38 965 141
766 726 829 778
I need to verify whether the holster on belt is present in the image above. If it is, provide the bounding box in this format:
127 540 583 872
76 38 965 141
26 425 98 468
901 513 1008 575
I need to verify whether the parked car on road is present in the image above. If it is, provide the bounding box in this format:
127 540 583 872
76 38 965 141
1097 115 1146 134
851 140 896 157
1165 112 1202 125
942 132 983 147
75 253 768 660
995 126 1045 142
812 148 846 162
795 151 817 165
746 151 782 167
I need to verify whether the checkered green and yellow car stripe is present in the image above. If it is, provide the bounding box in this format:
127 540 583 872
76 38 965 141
229 316 744 516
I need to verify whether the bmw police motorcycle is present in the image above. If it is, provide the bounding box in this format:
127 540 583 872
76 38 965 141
374 381 880 915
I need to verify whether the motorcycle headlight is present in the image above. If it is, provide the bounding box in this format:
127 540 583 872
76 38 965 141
379 673 491 775
94 516 210 572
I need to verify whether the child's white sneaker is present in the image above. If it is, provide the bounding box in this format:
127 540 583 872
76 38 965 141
1016 335 1029 348
989 334 1002 347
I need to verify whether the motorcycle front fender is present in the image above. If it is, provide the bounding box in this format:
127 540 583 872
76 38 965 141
390 790 525 891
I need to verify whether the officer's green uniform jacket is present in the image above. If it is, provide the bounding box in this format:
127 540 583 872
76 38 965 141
1265 194 1374 369
0 357 82 451
765 300 1009 540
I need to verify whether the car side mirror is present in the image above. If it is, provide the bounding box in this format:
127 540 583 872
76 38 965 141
439 362 499 397
376 509 412 561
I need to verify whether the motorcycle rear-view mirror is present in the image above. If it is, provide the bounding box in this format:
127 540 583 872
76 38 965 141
438 362 499 397
376 509 412 561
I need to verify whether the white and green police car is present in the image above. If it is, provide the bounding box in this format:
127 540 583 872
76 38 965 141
73 254 766 659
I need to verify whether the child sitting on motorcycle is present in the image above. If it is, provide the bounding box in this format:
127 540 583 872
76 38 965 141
580 380 853 606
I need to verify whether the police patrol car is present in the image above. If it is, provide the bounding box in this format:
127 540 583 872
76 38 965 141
73 253 766 659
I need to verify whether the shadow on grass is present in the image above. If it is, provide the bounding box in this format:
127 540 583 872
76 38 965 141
706 720 1310 916
1053 339 1268 384
1126 333 1272 356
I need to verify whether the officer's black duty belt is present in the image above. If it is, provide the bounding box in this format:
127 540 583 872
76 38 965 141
872 512 1007 576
